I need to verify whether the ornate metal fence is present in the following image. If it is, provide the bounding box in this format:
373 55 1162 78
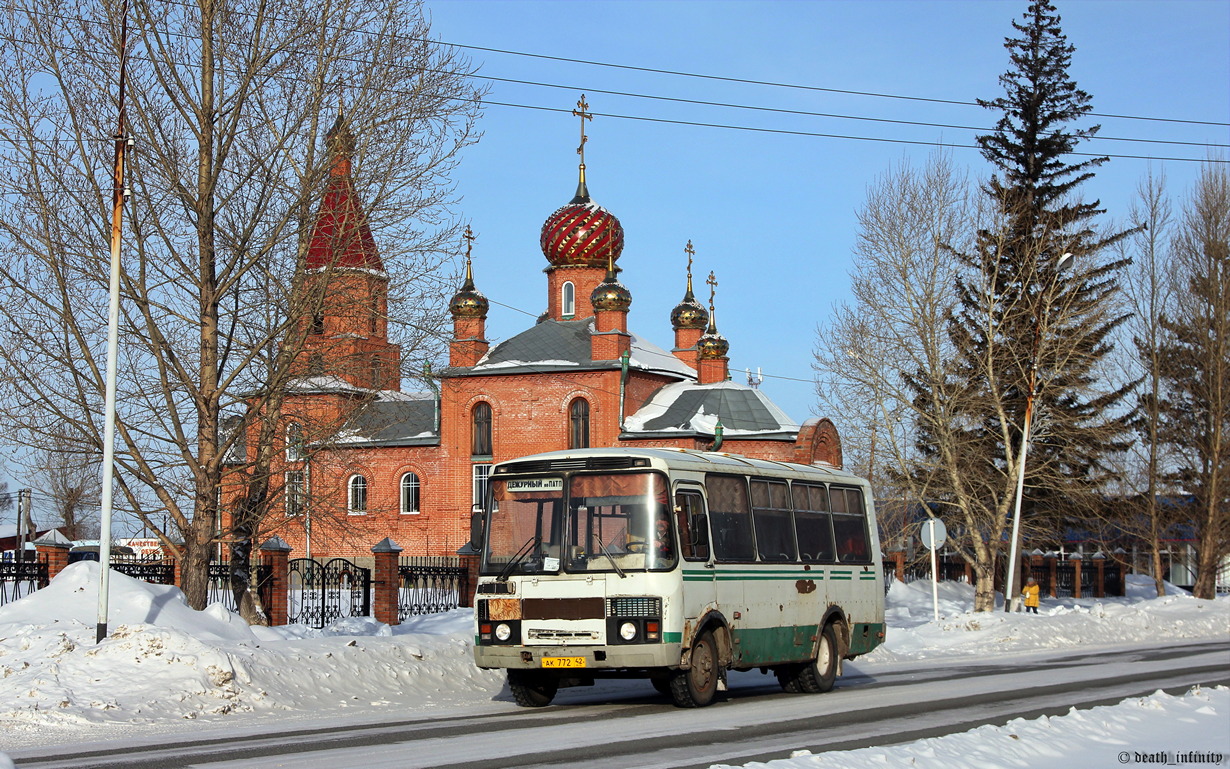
397 556 468 620
287 557 371 628
111 554 176 585
0 556 48 607
207 560 274 614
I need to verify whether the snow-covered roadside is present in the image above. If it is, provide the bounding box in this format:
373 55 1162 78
1 564 1226 768
712 686 1230 769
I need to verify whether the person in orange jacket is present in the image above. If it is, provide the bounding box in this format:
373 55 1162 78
1022 576 1041 614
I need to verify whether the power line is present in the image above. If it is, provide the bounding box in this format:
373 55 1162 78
458 74 1225 150
479 100 1227 164
124 0 1221 129
438 39 1230 129
4 4 1225 156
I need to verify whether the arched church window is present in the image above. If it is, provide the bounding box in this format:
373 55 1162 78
471 402 492 457
569 398 590 449
400 472 421 514
310 311 324 335
348 474 367 514
562 281 575 318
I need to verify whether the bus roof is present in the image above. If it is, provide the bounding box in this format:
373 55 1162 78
493 447 867 485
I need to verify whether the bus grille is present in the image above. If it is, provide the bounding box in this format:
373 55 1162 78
607 597 661 618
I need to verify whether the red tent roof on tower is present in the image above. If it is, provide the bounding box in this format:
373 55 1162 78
305 112 385 273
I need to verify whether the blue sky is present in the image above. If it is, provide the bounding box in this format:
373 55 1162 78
2 0 1227 507
423 0 1229 423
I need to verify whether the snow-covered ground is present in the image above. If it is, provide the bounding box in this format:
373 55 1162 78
0 563 1227 769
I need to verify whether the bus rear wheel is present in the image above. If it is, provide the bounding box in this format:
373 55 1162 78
777 623 838 694
508 670 558 707
670 630 719 708
793 623 838 694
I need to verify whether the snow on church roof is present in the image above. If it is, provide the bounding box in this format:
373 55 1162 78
623 379 799 440
453 319 695 379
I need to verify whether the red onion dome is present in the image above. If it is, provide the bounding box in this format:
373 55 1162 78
540 184 625 267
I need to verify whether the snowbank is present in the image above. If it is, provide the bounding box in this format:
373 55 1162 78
0 562 1225 764
712 686 1230 769
868 575 1229 662
0 562 502 740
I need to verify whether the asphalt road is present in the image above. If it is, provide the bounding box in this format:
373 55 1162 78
10 640 1229 769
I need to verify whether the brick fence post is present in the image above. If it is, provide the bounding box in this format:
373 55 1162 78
1093 553 1106 598
1071 554 1083 599
160 542 184 589
888 551 905 583
371 538 403 626
260 536 292 626
1047 554 1058 598
35 539 70 585
456 547 481 608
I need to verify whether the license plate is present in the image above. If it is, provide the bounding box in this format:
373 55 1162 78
541 656 587 668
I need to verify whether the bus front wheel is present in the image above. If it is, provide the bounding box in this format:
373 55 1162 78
508 670 558 707
670 630 719 707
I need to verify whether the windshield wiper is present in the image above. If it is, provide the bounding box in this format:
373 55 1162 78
497 536 539 582
595 538 627 579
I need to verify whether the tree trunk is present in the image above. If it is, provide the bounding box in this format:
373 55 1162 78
180 517 214 609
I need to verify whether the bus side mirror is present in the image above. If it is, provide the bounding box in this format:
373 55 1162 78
469 510 484 552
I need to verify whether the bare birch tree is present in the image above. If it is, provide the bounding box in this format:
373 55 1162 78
814 152 975 555
1155 162 1230 599
0 0 482 611
1116 171 1184 597
29 427 103 540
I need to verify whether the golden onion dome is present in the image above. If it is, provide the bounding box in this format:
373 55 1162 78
696 329 730 360
450 229 488 319
671 289 709 330
591 261 632 312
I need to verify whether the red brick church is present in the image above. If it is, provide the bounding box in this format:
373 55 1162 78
239 105 842 560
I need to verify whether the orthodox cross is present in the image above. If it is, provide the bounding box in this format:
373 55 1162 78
573 95 592 173
462 225 476 280
706 271 718 313
684 240 695 292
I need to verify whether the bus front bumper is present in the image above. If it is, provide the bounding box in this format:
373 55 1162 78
474 643 681 672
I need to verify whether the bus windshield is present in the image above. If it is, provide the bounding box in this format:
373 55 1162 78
482 472 674 576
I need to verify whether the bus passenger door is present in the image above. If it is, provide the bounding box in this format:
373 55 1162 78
674 488 716 645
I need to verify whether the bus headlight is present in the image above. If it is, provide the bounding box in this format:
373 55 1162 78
495 623 512 642
619 621 638 641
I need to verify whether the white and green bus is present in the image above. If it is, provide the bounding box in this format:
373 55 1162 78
472 447 885 708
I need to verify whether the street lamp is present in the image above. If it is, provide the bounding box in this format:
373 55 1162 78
1005 252 1073 612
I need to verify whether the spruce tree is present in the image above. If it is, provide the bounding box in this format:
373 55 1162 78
909 0 1136 610
979 0 1137 507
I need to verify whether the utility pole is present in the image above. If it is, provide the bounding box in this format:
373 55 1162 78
17 489 33 561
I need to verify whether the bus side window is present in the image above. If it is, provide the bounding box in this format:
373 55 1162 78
675 491 710 561
793 483 835 563
832 487 870 562
706 474 754 562
751 479 797 562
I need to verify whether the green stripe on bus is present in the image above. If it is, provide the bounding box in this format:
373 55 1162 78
663 632 683 644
